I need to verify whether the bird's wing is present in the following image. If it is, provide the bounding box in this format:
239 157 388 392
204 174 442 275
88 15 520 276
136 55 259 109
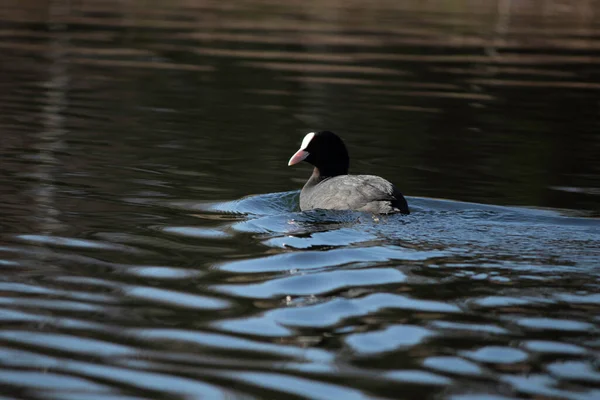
307 175 399 212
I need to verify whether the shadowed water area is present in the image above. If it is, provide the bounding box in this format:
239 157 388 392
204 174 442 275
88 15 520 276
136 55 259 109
1 0 600 399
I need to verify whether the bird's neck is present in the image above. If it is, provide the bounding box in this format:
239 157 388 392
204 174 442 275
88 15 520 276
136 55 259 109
319 162 349 178
306 165 348 187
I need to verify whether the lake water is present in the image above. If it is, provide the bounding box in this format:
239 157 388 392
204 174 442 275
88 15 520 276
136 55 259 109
1 0 599 399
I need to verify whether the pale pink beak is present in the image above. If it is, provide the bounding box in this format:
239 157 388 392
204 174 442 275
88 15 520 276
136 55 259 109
288 149 309 166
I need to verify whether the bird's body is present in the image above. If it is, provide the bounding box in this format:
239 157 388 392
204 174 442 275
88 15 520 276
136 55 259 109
300 173 409 214
288 131 409 215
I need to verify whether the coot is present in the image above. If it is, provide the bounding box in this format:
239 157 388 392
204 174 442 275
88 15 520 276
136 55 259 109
288 131 409 214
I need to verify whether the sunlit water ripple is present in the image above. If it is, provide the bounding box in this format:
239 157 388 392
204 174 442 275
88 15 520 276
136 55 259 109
2 190 598 399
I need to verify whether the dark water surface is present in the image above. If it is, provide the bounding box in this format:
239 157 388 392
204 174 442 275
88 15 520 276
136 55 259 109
1 1 600 399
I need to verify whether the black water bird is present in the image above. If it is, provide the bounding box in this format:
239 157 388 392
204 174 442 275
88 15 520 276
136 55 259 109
288 131 409 214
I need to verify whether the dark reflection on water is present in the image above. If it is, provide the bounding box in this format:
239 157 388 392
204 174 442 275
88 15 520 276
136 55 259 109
1 0 600 399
